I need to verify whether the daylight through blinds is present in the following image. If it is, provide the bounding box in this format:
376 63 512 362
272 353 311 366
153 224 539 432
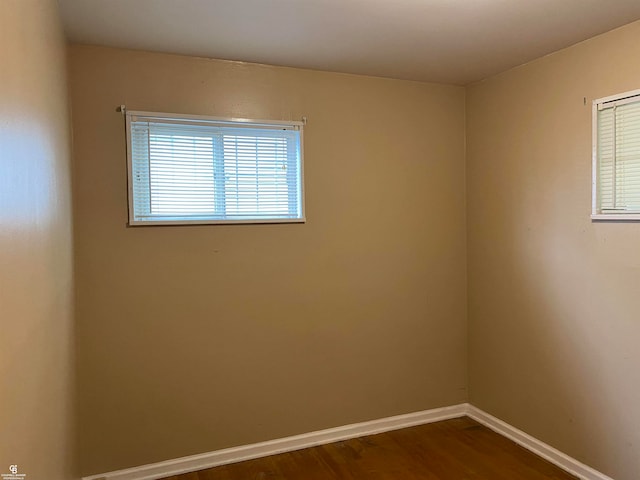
127 113 303 224
597 95 640 214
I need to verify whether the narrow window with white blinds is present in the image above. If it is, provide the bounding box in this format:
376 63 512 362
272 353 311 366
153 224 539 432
593 90 640 220
125 111 304 225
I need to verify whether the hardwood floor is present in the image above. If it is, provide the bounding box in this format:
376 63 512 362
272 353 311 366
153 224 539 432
164 417 577 480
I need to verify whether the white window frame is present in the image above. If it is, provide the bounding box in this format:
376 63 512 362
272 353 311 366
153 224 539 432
124 109 306 226
592 88 640 221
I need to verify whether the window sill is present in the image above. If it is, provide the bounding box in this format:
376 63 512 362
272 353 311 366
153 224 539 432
591 214 640 222
128 217 306 226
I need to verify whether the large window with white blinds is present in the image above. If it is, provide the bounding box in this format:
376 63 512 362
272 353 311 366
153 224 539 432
593 90 640 220
125 110 304 225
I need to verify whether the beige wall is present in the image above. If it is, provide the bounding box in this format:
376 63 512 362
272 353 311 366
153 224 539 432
467 20 640 480
0 1 75 479
5 5 640 477
69 45 467 475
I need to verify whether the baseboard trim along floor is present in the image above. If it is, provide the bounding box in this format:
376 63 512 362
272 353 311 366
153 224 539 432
465 405 613 480
83 403 612 480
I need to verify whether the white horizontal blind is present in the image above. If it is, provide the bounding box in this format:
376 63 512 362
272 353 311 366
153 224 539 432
127 113 303 224
597 95 640 214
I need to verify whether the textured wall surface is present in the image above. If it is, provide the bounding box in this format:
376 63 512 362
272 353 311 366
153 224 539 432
467 20 640 480
0 1 75 479
69 45 468 475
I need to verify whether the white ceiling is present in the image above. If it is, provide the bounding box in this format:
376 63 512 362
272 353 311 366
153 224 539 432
59 0 640 85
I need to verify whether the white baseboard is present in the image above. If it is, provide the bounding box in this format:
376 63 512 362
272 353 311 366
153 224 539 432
466 405 613 480
82 403 467 480
83 403 614 480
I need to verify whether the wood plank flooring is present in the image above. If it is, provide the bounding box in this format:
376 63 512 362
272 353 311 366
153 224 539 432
164 417 577 480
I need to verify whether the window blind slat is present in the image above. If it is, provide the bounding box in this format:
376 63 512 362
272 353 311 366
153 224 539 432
128 114 303 224
597 96 640 214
